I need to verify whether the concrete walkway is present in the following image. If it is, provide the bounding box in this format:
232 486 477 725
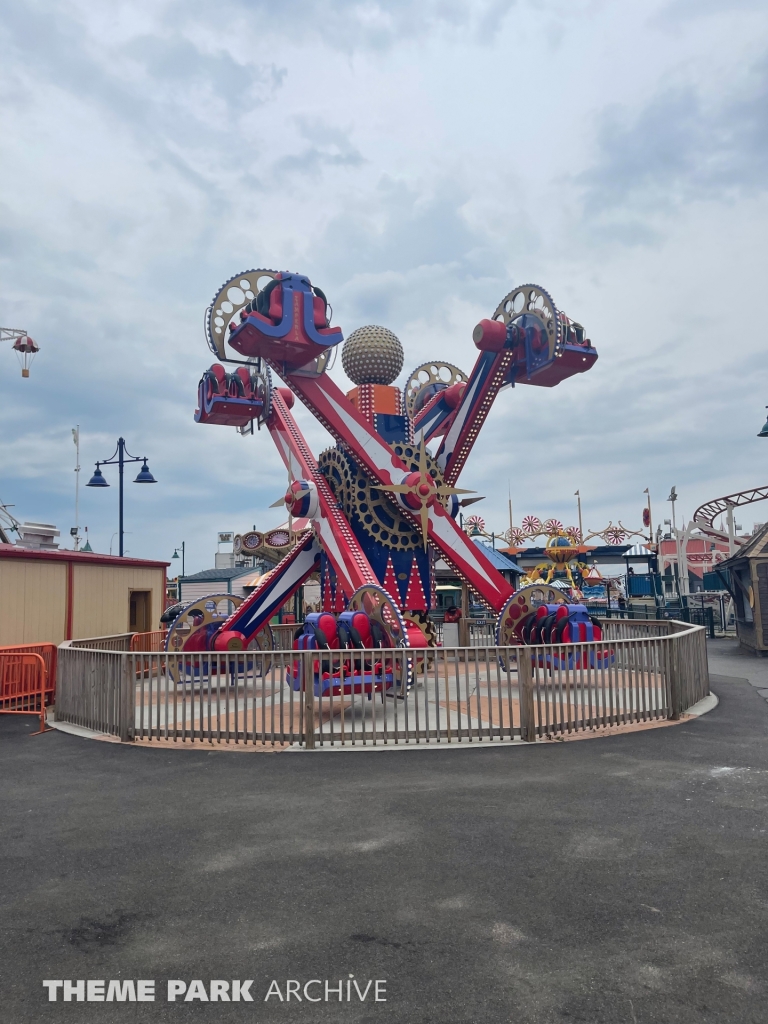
708 635 768 700
1 639 766 1023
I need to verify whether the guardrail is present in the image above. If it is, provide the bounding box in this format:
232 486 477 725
70 633 135 651
71 625 300 653
271 623 300 650
1 651 51 734
432 619 498 646
56 620 709 748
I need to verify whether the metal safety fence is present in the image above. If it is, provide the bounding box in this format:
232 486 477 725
0 642 57 690
130 630 167 652
55 620 709 748
1 651 52 734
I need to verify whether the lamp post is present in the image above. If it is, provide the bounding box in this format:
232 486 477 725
667 487 685 602
86 438 156 557
172 542 186 577
667 486 677 534
72 426 80 550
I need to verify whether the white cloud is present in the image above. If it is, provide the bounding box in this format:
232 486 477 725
1 0 767 572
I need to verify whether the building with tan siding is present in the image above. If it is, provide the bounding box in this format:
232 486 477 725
0 547 168 645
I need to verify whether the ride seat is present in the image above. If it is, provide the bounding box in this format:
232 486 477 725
208 364 227 393
369 618 389 647
518 611 537 644
234 366 252 398
302 612 339 650
528 606 549 644
268 285 283 322
538 612 559 644
312 295 327 328
337 611 372 649
236 278 284 328
553 605 602 644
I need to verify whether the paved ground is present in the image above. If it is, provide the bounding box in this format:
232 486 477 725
2 636 767 1023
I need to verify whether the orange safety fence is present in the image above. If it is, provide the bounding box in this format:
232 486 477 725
0 642 57 691
130 630 167 652
0 652 52 735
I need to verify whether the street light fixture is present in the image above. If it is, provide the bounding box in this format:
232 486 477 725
758 407 768 438
86 437 156 557
172 542 186 577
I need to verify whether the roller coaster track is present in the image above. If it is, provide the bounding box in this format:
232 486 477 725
693 485 768 541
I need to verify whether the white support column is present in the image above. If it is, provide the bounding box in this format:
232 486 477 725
726 503 736 557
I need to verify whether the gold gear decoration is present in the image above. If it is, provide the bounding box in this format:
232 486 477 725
403 609 437 648
206 269 280 360
496 584 570 650
404 361 467 421
320 444 451 551
246 623 275 678
491 283 562 362
380 438 473 550
165 594 244 653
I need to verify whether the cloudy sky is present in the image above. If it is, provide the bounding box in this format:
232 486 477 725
2 0 767 571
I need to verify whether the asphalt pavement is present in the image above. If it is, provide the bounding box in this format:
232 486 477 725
1 636 767 1023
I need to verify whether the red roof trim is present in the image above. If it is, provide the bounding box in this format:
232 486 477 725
0 546 169 569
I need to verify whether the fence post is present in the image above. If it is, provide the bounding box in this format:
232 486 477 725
518 649 536 742
119 654 135 742
303 656 315 749
699 627 711 699
668 638 682 720
55 651 66 722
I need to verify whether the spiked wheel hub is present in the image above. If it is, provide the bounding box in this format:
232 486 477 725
381 440 474 549
400 471 438 511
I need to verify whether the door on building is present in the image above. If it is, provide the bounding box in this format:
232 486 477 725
129 591 151 632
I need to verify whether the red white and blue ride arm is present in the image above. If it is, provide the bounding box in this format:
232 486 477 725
270 372 515 613
433 340 516 486
419 310 597 485
412 380 467 446
216 533 322 645
267 388 378 598
225 274 513 612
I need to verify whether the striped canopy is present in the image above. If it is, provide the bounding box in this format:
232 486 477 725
624 544 651 558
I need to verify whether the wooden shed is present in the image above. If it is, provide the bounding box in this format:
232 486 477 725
0 546 168 645
718 523 768 656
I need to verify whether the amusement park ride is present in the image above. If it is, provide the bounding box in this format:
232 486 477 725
166 270 599 673
464 514 647 591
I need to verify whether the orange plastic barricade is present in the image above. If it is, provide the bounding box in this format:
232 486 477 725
0 652 51 735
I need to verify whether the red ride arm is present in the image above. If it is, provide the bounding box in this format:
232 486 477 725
266 370 515 613
267 390 378 599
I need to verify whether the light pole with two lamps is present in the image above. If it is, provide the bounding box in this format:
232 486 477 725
86 438 157 556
